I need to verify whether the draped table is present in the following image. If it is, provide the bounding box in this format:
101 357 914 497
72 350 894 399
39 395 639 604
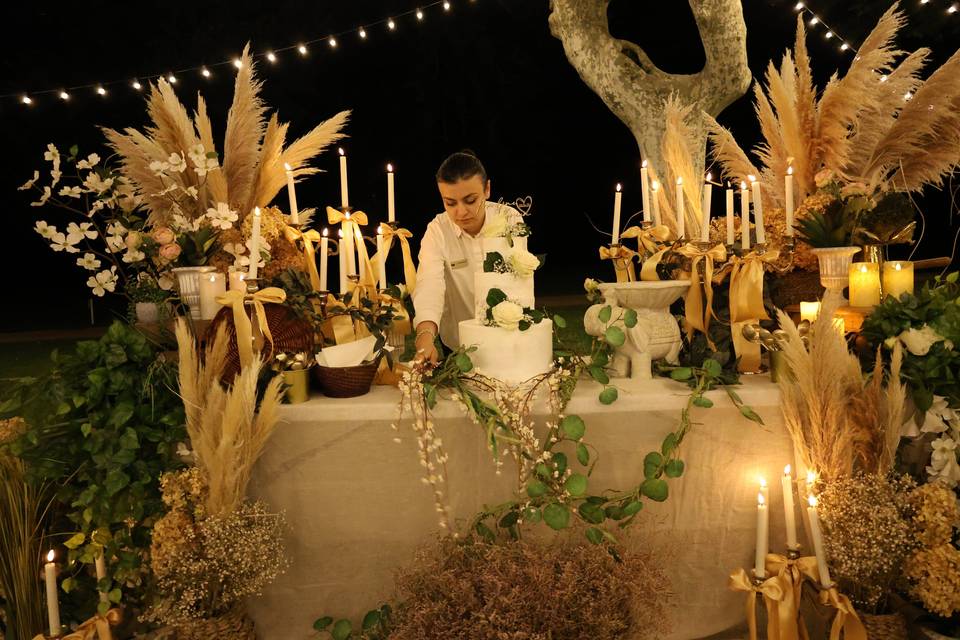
247 375 792 639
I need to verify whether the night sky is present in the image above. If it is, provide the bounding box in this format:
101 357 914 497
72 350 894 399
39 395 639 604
2 0 958 332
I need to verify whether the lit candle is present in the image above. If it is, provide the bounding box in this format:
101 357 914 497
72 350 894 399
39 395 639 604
807 495 833 587
377 226 387 290
44 550 61 636
759 476 770 513
701 173 713 242
248 207 261 280
740 181 751 250
785 166 795 236
338 148 349 209
284 162 299 225
800 301 821 323
782 465 799 550
199 273 226 320
883 261 914 299
755 492 769 579
675 177 685 239
338 229 348 295
848 262 881 307
651 180 662 227
320 228 329 292
612 183 623 245
228 270 246 292
387 164 396 223
749 175 766 244
95 552 108 604
725 183 735 246
640 160 651 223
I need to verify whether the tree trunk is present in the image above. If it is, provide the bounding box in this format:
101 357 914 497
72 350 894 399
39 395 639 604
549 0 752 176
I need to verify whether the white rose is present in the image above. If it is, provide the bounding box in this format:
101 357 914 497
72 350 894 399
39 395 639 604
481 211 509 238
898 324 949 356
508 250 540 276
491 300 525 330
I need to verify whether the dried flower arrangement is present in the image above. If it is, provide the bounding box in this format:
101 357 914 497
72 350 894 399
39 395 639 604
903 482 960 619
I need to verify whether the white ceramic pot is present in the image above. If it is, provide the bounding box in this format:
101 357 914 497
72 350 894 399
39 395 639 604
810 247 860 298
135 302 160 324
172 266 217 319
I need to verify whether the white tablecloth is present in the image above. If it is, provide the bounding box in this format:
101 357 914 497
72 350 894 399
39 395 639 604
247 375 792 639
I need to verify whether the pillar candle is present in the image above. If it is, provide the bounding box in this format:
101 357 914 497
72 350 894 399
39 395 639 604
849 262 881 307
284 162 299 225
785 166 795 236
701 173 713 242
750 176 766 244
338 148 349 209
228 270 246 292
320 229 329 291
338 231 348 295
675 178 685 239
651 180 662 227
199 273 226 320
725 184 735 245
755 492 769 579
44 550 61 636
883 261 914 299
800 301 821 323
807 495 833 587
248 207 261 280
740 181 751 250
612 183 623 245
387 164 396 223
782 465 799 550
376 226 387 290
641 160 651 223
95 552 109 604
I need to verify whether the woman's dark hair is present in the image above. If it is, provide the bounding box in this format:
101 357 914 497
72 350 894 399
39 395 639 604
436 149 488 184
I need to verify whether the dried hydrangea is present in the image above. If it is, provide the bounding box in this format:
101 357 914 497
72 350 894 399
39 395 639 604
910 482 960 548
0 417 26 444
818 473 918 611
905 543 960 618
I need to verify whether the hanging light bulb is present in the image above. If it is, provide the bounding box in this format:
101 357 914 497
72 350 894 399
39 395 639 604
21 95 32 105
840 43 850 51
443 0 451 10
416 8 424 20
59 90 70 100
167 74 177 84
201 67 212 78
809 16 819 25
266 51 277 62
387 18 396 30
132 80 142 90
359 27 367 39
96 86 107 96
329 36 337 48
825 31 833 39
298 43 308 55
233 58 243 69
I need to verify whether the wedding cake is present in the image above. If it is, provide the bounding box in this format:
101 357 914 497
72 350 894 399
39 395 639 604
458 205 553 384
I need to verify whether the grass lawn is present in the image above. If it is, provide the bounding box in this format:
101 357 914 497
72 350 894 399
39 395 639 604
0 339 78 380
548 304 592 355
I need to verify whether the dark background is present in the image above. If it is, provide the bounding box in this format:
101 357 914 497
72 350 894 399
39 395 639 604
1 0 958 332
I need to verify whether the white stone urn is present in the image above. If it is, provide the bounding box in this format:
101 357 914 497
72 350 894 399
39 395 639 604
135 302 160 324
810 247 859 300
172 266 217 319
583 280 690 380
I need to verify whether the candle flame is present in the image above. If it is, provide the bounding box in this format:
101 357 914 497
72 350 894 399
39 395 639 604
705 172 712 182
651 180 660 191
748 174 756 183
758 493 766 506
377 225 383 235
641 159 648 168
387 163 393 172
47 550 55 562
345 211 351 219
740 181 747 190
616 183 622 192
859 264 868 272
676 177 683 185
284 162 292 171
759 476 767 488
784 464 792 475
209 274 217 282
322 227 329 237
894 262 902 271
787 166 794 176
338 147 345 156
253 206 261 217
808 495 818 508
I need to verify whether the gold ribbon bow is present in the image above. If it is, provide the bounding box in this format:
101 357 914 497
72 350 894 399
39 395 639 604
599 244 637 282
819 587 867 640
724 249 778 372
32 608 121 640
374 225 418 293
766 554 820 640
729 568 791 640
216 287 288 369
675 243 727 347
326 206 369 227
283 225 325 292
621 225 672 281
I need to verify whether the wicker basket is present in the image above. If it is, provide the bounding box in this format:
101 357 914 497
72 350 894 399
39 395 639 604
204 303 314 382
172 607 255 639
312 355 382 398
860 611 908 640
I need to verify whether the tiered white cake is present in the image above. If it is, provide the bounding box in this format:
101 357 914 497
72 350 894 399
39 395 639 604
458 234 554 384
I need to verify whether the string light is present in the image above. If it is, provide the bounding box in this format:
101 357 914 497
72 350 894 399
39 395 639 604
950 4 958 13
8 0 468 106
793 1 856 54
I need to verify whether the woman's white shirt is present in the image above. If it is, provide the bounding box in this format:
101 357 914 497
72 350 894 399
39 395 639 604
412 202 520 349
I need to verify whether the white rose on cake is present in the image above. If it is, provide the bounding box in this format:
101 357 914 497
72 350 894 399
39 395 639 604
491 300 525 330
508 250 540 276
481 211 509 237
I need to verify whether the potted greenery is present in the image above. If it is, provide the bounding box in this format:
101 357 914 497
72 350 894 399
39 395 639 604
127 273 170 324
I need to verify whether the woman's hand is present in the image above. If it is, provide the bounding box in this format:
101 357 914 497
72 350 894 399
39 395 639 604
414 322 440 365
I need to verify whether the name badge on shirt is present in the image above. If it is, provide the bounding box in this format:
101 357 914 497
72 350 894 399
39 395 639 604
448 258 468 269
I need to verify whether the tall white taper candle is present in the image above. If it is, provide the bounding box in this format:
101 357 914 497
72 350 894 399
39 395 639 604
612 183 623 245
740 181 751 250
725 184 735 246
701 173 713 242
387 164 396 223
377 226 387 290
338 148 349 209
750 176 766 244
45 550 61 636
651 180 662 227
248 207 261 280
807 495 833 587
338 230 348 295
785 166 795 236
755 492 769 579
782 465 799 550
284 162 300 225
640 160 651 223
320 228 329 291
675 177 685 239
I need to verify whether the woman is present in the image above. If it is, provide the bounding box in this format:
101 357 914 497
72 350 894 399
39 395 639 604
412 150 519 363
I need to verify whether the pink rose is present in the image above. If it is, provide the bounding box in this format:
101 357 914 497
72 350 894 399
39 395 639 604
159 243 181 261
151 227 175 245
